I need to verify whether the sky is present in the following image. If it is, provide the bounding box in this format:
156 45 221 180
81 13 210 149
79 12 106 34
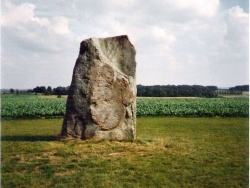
1 0 249 89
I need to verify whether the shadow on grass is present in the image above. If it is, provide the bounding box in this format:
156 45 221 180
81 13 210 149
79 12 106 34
1 135 59 142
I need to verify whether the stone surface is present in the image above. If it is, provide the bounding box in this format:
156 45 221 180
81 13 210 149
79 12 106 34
61 35 136 141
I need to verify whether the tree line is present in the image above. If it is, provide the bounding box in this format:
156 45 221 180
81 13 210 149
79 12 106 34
8 86 70 96
31 86 70 95
137 85 218 98
29 85 218 97
229 85 249 92
7 84 248 98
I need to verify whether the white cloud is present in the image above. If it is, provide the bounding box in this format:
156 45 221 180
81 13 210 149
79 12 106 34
151 26 176 44
1 2 35 26
169 0 220 18
1 1 72 51
225 6 248 45
1 1 77 88
134 2 248 86
1 0 249 88
50 17 71 35
1 1 70 35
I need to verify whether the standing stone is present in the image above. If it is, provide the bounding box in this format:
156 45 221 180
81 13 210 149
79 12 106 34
61 35 136 141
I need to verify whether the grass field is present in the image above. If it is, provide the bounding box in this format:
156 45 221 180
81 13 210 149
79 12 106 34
1 117 249 187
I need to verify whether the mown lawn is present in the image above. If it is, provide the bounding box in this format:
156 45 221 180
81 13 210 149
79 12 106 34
1 117 249 188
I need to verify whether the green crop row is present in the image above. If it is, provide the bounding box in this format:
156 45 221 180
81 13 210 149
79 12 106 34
1 97 66 118
1 95 249 118
136 98 249 117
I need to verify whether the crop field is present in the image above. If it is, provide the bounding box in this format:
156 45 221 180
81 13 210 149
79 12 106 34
137 97 248 117
1 94 249 118
1 95 66 118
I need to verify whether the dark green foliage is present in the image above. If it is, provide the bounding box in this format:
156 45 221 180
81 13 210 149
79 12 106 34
229 85 249 91
32 86 70 95
33 86 47 93
10 88 15 93
53 86 70 95
137 84 217 97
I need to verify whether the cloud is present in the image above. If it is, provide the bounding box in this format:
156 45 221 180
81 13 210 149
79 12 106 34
169 0 220 18
151 26 176 44
50 17 71 35
1 2 70 35
1 2 36 26
1 1 72 52
1 1 78 88
133 1 248 86
225 6 248 46
1 0 249 88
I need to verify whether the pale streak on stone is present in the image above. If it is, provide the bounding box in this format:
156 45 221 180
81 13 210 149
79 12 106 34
61 35 136 141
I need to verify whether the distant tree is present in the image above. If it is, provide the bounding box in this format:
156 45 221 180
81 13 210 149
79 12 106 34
33 86 39 93
206 86 218 91
33 86 47 93
44 86 52 95
165 86 175 97
47 86 52 93
10 88 14 94
16 89 19 95
229 85 249 92
41 86 46 93
53 86 69 95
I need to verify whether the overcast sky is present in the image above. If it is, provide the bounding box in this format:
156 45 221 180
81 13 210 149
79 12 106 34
1 0 249 89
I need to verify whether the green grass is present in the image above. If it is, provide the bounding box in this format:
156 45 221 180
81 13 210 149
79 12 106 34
1 117 249 187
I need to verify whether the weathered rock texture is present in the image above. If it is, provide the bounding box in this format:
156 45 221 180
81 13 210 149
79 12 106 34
61 35 136 141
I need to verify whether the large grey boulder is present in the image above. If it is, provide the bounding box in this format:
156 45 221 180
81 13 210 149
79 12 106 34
61 35 136 141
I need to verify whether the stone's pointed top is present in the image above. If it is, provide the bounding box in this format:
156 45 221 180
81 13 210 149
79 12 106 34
96 35 129 40
79 35 135 55
84 35 129 41
79 35 136 78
